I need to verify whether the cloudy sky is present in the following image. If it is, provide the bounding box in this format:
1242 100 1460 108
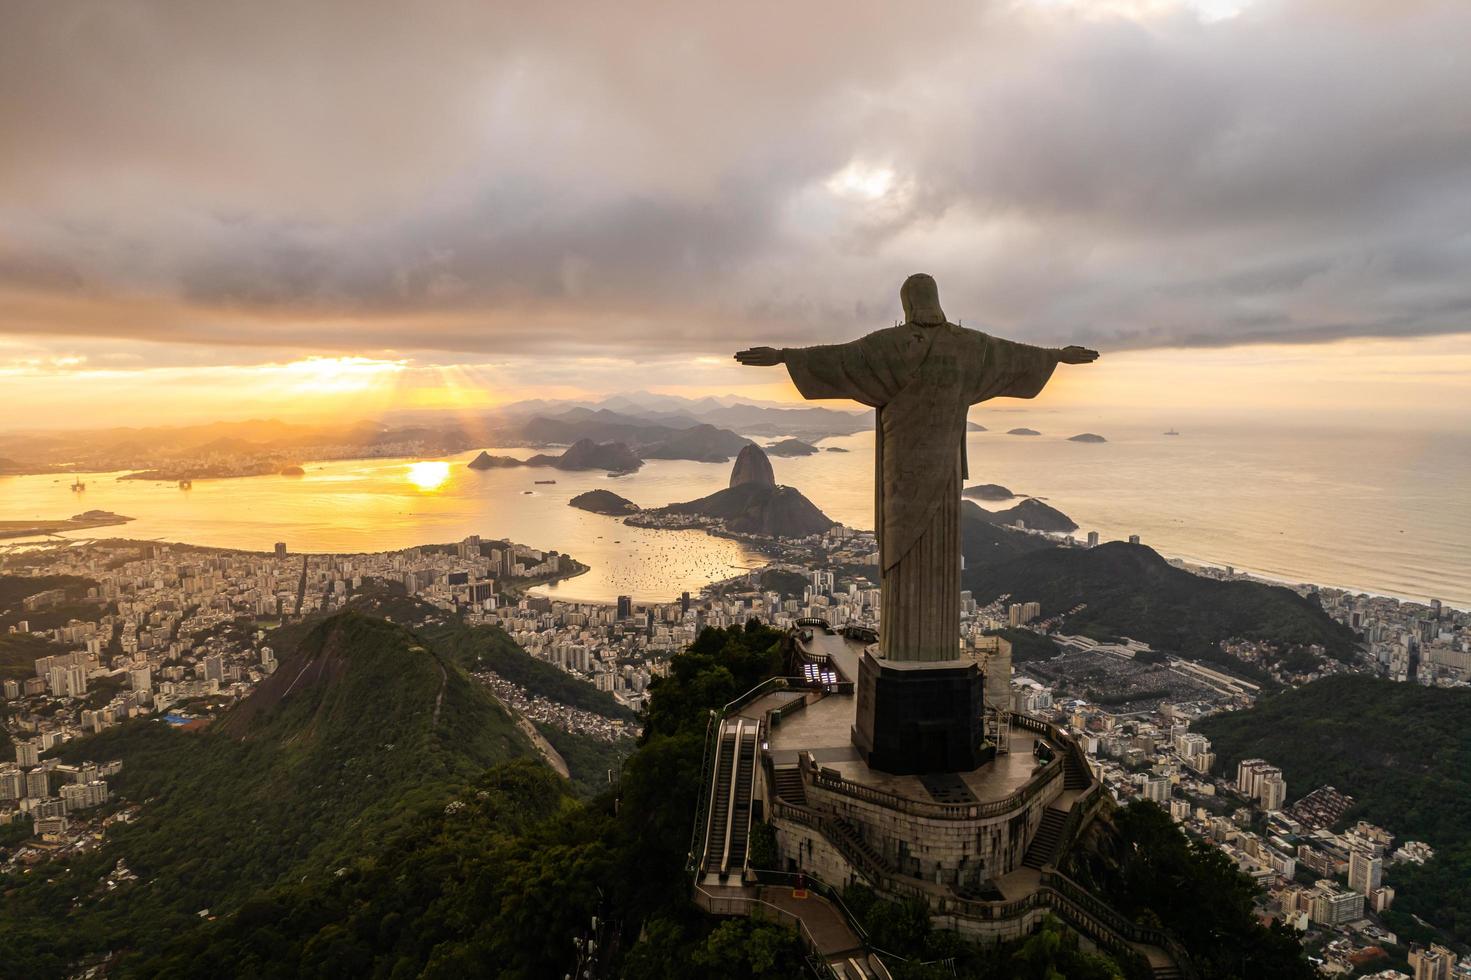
2 0 1469 428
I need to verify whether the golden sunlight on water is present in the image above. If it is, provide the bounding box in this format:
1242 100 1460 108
405 461 451 492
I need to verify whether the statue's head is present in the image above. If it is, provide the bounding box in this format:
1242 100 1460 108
900 273 947 326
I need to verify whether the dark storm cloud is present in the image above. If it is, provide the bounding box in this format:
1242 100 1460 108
2 0 1470 359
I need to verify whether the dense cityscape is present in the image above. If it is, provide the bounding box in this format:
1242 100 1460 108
4 503 1467 976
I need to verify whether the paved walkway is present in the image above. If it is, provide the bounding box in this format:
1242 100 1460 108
759 884 865 960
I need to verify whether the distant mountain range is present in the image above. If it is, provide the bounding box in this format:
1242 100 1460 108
0 391 872 474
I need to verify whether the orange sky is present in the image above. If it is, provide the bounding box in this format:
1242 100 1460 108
4 1 1471 433
3 331 1466 432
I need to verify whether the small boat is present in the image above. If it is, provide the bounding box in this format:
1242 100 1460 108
521 490 533 495
1163 428 1180 436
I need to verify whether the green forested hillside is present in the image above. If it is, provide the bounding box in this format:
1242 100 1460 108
962 541 1357 665
0 631 67 680
959 502 1056 566
424 620 637 720
1197 676 1471 943
0 612 533 977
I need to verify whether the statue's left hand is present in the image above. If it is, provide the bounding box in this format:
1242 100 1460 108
735 347 784 366
1057 346 1099 365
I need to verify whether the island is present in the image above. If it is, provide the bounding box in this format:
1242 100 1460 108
467 451 524 470
279 465 306 476
568 489 641 516
763 438 820 457
966 422 988 432
1068 433 1107 443
629 445 833 539
0 510 134 540
825 446 850 453
467 440 644 474
1006 427 1041 436
962 483 1016 501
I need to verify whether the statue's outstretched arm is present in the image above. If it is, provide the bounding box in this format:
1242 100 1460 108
1054 345 1100 365
734 347 784 366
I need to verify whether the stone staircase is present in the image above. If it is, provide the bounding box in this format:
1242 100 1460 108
1022 807 1067 870
772 766 806 805
1063 747 1093 790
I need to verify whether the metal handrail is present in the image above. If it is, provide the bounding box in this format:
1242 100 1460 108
720 719 748 876
693 881 840 979
748 868 871 944
686 709 721 875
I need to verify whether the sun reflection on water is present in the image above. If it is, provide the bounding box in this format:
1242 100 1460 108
405 461 450 491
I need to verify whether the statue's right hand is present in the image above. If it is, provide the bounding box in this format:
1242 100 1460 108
734 347 784 366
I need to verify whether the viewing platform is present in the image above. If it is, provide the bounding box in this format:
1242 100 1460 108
687 623 1190 978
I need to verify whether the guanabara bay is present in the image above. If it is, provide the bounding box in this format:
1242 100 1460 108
4 4 1471 979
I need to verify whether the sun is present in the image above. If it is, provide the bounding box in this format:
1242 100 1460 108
406 461 451 491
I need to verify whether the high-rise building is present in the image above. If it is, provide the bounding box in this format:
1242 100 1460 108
1139 773 1171 803
1128 534 1141 545
680 591 691 613
1408 943 1455 980
1309 884 1364 926
1086 531 1100 548
129 666 152 692
0 767 22 800
1259 774 1287 812
616 595 633 621
203 655 224 683
15 740 40 767
1236 759 1284 808
274 542 288 558
1348 848 1384 896
25 767 49 799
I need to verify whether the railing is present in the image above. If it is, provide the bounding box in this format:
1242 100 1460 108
689 677 802 877
693 880 839 980
768 796 1193 978
1041 870 1196 980
768 692 813 727
749 867 870 945
720 675 793 717
1055 782 1104 858
804 751 1063 821
686 710 722 876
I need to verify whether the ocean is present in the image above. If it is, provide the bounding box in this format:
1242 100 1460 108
2 421 1468 608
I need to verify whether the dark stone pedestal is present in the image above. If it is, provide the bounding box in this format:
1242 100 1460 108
851 649 990 775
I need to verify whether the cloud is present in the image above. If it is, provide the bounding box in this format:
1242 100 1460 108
2 0 1470 361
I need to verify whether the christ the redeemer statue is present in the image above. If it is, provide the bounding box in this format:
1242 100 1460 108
737 273 1097 665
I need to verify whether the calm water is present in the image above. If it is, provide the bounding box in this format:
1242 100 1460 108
2 423 1468 607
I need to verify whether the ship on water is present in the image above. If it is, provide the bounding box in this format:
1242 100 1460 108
1164 427 1180 436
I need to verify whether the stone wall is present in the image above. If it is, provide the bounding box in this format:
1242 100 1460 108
801 768 1063 887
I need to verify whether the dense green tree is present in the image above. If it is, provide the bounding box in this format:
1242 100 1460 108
1069 801 1315 980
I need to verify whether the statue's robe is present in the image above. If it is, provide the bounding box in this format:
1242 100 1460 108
783 323 1056 662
